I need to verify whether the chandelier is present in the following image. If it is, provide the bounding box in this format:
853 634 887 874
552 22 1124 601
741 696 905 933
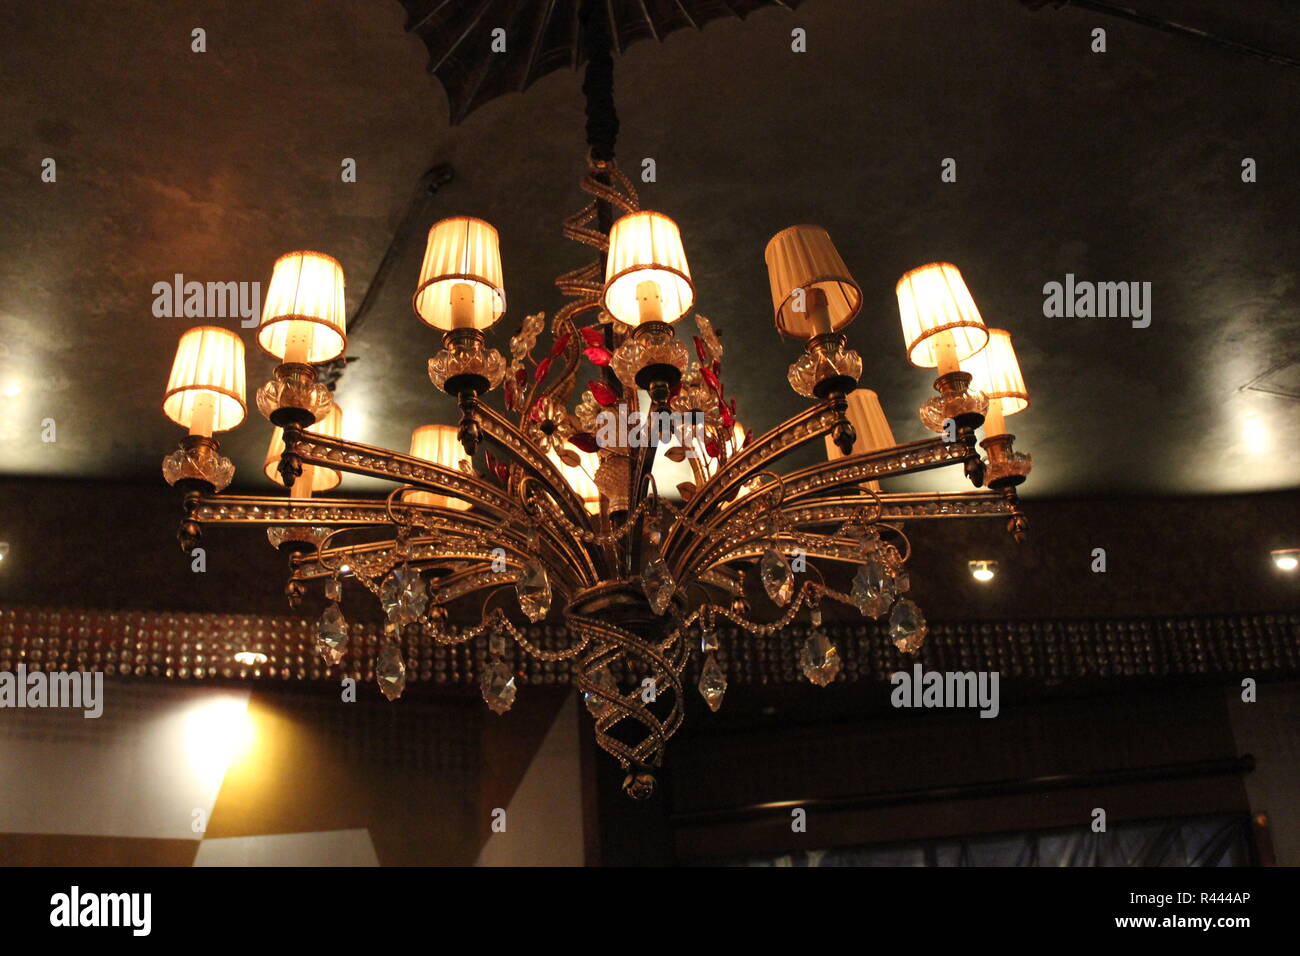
158 158 1032 799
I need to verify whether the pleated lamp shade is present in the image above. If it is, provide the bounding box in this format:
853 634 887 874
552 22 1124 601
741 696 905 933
764 225 862 339
962 328 1029 417
548 449 602 515
896 263 990 368
162 326 247 434
413 217 506 331
263 402 344 493
603 211 694 325
824 389 896 492
407 424 472 510
256 251 347 364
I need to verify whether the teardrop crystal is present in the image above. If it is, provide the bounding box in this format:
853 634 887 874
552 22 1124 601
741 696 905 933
380 567 428 625
481 659 518 715
799 631 841 686
376 641 407 701
516 561 552 622
324 576 342 602
760 548 794 606
851 555 894 619
582 665 619 719
889 598 928 654
315 603 348 666
641 555 676 616
698 653 727 712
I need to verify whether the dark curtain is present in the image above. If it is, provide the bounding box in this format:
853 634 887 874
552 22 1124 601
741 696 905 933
725 814 1253 867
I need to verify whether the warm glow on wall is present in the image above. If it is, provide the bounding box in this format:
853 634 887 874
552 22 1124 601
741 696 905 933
184 695 255 788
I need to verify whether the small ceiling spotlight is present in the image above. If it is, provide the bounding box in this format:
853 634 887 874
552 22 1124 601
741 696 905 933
968 560 997 583
1272 549 1299 572
0 542 9 562
233 651 269 666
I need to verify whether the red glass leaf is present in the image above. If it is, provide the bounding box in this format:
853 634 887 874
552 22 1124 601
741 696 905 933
583 346 612 366
579 326 605 349
694 336 708 364
569 432 600 453
700 366 721 394
550 333 571 357
704 438 722 459
534 357 552 382
588 379 619 407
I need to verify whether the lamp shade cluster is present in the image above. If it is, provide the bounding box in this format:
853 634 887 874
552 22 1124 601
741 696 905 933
407 424 472 510
162 326 247 436
603 211 694 326
413 217 506 331
257 251 347 364
764 225 862 340
896 262 990 374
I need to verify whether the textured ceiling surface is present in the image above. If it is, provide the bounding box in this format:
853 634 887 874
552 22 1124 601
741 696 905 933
1 0 1298 499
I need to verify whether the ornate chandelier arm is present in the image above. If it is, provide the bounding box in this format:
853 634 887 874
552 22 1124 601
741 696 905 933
694 436 973 542
279 427 595 584
516 477 603 585
188 495 402 527
475 404 597 531
770 490 1015 525
669 436 968 582
661 403 840 559
283 430 515 515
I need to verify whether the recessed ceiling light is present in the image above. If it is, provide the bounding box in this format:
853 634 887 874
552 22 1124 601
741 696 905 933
968 560 997 582
0 542 9 562
1272 549 1299 572
233 651 268 665
0 380 20 398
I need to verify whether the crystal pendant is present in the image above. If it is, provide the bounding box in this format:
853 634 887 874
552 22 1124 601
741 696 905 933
315 603 348 665
889 598 928 654
699 621 719 653
799 631 841 686
376 642 406 701
760 548 794 607
324 576 342 602
641 555 676 616
481 659 518 715
516 561 552 622
698 653 727 712
810 603 823 628
583 665 619 719
380 567 428 625
851 556 894 619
